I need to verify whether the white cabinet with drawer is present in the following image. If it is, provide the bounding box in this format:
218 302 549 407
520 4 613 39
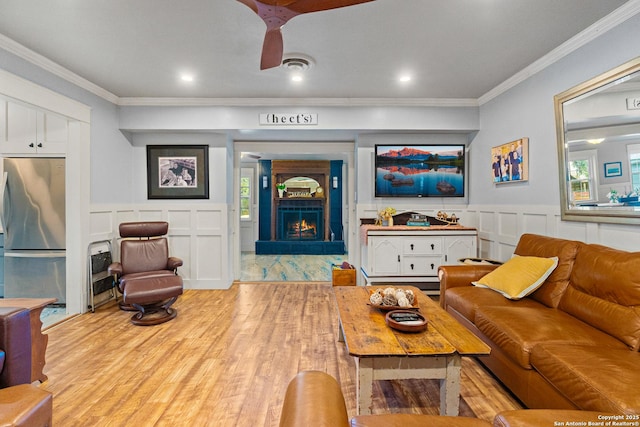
361 227 478 295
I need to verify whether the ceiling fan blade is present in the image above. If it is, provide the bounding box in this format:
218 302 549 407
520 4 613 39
261 27 284 70
236 0 258 13
287 0 374 14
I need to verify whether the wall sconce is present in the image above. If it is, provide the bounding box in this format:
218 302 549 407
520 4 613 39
262 175 268 189
332 176 339 189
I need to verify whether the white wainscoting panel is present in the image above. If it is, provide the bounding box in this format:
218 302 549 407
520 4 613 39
90 204 231 290
358 203 639 271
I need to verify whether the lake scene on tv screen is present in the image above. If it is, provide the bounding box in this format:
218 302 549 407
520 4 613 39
375 145 465 197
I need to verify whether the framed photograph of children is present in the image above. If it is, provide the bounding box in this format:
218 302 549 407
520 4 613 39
603 161 622 178
147 145 209 199
491 137 529 184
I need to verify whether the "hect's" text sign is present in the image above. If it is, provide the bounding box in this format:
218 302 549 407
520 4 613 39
259 113 318 125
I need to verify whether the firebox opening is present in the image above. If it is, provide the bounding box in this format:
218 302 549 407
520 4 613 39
278 203 324 241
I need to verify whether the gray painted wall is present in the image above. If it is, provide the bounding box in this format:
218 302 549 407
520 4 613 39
471 13 640 211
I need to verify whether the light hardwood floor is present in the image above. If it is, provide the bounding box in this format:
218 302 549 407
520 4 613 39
41 283 522 426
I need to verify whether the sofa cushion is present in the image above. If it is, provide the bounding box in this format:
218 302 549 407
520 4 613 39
475 306 627 369
472 256 558 300
559 243 640 350
513 234 582 308
531 344 640 413
445 287 543 322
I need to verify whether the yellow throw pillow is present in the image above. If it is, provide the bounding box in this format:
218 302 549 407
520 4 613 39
472 255 559 300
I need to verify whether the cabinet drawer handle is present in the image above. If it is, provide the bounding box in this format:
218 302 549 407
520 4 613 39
397 255 400 262
430 263 435 270
29 143 35 148
431 243 435 250
410 243 414 251
37 143 43 148
410 263 414 270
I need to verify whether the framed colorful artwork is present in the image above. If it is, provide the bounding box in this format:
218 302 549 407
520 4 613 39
491 137 529 184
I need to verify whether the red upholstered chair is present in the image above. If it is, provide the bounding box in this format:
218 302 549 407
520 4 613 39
108 221 183 325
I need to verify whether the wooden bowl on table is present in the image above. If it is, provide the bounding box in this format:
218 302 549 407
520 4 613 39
385 310 428 333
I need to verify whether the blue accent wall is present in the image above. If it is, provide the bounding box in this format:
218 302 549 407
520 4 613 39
329 160 343 241
258 160 272 241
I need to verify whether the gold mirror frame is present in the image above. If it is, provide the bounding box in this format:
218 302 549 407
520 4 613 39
554 56 640 225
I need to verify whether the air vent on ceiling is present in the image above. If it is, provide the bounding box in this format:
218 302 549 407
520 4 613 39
281 55 314 71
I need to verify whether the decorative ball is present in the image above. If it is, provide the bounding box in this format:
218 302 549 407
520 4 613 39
370 292 383 305
405 290 415 304
397 296 411 307
383 287 396 296
382 293 398 306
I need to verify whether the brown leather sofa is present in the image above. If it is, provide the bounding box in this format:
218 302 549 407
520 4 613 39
279 370 615 427
439 233 640 414
0 307 53 426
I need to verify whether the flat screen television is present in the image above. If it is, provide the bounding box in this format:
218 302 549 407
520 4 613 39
374 144 466 197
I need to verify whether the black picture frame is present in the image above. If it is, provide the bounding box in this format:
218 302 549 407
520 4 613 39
146 145 209 199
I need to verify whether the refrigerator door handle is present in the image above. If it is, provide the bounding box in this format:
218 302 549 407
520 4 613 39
0 171 7 234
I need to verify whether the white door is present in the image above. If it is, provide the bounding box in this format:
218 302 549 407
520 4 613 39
239 167 257 252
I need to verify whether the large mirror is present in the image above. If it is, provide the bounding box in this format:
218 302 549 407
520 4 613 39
555 56 640 225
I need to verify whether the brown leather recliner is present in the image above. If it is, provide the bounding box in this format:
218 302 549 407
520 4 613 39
108 221 184 325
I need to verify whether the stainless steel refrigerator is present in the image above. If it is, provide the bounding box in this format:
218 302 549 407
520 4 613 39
1 158 66 303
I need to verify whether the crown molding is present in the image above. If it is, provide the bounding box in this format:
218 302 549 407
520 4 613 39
0 33 119 104
116 97 478 108
3 1 639 109
479 0 640 105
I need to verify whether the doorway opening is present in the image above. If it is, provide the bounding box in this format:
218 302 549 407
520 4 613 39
234 141 354 282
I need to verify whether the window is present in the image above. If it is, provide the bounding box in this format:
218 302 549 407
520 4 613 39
568 149 598 203
628 144 640 192
240 168 253 220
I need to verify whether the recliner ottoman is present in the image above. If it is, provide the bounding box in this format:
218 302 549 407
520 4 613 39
122 273 183 326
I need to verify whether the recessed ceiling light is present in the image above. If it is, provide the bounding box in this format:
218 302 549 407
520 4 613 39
399 74 412 83
291 74 303 82
180 74 195 82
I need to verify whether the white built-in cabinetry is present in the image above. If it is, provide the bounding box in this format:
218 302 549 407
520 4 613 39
361 227 477 294
1 68 91 316
0 99 68 154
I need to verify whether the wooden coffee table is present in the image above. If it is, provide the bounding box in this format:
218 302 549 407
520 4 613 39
333 286 490 416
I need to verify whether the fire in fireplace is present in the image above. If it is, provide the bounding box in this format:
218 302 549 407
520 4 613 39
285 217 317 240
277 200 323 241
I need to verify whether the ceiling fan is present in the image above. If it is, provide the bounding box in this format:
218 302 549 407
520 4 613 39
237 0 375 70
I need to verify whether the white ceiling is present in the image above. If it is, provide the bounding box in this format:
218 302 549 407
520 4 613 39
0 0 633 103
